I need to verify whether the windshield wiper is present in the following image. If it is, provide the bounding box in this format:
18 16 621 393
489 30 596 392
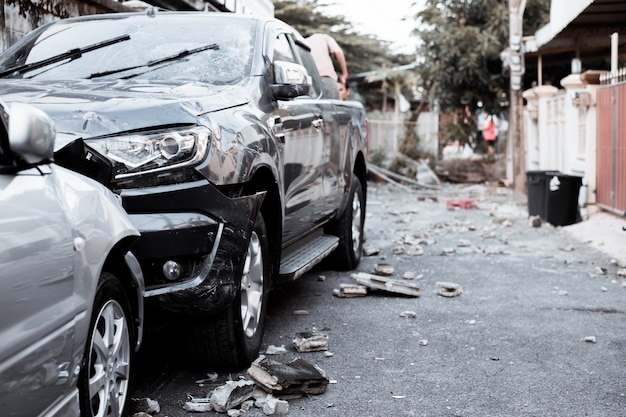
0 34 131 78
88 43 219 80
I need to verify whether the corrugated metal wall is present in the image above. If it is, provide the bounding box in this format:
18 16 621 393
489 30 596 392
597 74 626 215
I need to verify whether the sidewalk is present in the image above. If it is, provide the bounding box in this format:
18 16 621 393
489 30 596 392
563 206 626 265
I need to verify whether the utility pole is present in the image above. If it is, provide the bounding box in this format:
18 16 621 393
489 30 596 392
508 0 526 192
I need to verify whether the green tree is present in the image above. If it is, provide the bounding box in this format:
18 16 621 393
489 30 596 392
413 0 549 114
414 0 509 114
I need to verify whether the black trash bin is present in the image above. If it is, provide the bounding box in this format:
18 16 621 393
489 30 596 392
544 172 583 226
526 170 559 219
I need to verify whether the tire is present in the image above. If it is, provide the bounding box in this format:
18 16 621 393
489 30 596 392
79 272 133 417
327 176 365 270
188 212 271 371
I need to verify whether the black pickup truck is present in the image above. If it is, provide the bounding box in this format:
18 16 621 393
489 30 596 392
0 11 368 370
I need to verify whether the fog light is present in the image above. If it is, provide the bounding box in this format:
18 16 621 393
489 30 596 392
163 260 182 281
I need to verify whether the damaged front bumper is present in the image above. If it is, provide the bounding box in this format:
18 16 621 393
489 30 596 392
121 179 264 315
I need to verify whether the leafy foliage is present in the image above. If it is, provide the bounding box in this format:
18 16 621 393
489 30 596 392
413 0 549 114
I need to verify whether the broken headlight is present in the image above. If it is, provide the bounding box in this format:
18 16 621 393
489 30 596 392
84 126 211 180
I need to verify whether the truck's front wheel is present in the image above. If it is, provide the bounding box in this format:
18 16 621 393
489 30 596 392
327 176 365 270
188 213 270 371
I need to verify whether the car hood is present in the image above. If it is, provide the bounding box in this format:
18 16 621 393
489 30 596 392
0 80 249 149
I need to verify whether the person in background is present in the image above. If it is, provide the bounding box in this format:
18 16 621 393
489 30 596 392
482 114 498 161
306 33 348 100
338 78 350 100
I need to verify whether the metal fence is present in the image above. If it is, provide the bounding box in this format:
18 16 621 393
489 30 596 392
597 72 626 215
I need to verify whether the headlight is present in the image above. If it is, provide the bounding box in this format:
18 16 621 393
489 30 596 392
85 127 211 179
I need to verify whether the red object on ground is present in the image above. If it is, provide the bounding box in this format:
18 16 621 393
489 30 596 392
446 198 476 209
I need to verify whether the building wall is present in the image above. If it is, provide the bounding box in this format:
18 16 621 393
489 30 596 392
1 0 130 51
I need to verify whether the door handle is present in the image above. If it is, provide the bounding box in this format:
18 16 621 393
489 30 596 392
269 116 285 143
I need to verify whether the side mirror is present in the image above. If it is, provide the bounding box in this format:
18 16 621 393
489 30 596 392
7 102 55 165
270 60 311 99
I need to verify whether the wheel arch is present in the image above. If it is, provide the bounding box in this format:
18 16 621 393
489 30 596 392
102 236 144 352
243 166 282 284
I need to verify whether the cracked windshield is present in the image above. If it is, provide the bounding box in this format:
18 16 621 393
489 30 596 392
0 15 254 84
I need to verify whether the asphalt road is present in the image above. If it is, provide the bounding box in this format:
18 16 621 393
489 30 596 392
131 180 626 417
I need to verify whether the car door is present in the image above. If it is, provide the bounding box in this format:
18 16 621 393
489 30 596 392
269 30 330 244
0 164 78 416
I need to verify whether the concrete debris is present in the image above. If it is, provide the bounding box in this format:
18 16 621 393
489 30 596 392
436 281 463 297
293 331 329 352
184 396 213 413
595 266 607 275
363 246 380 256
132 413 153 417
210 380 256 413
560 245 575 252
457 239 472 247
529 215 542 228
247 356 330 395
266 345 288 355
406 245 425 256
392 245 405 254
293 309 309 315
418 339 428 346
403 271 416 280
618 268 626 277
601 286 608 292
195 372 219 385
351 272 420 297
324 351 334 357
131 398 160 416
440 247 456 255
483 246 505 255
583 336 597 343
253 389 290 416
374 263 395 275
400 310 417 318
333 283 368 298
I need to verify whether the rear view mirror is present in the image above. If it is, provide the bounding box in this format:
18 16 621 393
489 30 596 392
7 102 55 165
270 61 311 99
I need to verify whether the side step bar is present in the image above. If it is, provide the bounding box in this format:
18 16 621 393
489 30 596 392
279 234 339 281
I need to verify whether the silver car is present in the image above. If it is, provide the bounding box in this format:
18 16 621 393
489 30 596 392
0 101 144 417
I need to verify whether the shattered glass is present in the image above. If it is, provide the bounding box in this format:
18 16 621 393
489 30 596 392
0 14 255 84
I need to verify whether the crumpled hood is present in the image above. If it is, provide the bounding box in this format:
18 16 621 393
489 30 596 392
0 79 249 149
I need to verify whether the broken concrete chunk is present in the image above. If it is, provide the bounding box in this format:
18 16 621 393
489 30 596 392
293 331 329 352
184 397 213 413
618 268 626 277
399 310 417 318
130 398 161 415
436 281 463 297
457 239 471 247
247 356 329 395
351 272 420 297
266 345 288 355
262 396 289 416
333 283 368 298
374 263 395 276
406 245 424 256
583 336 597 343
403 271 416 280
210 380 255 413
363 246 380 256
392 245 405 254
